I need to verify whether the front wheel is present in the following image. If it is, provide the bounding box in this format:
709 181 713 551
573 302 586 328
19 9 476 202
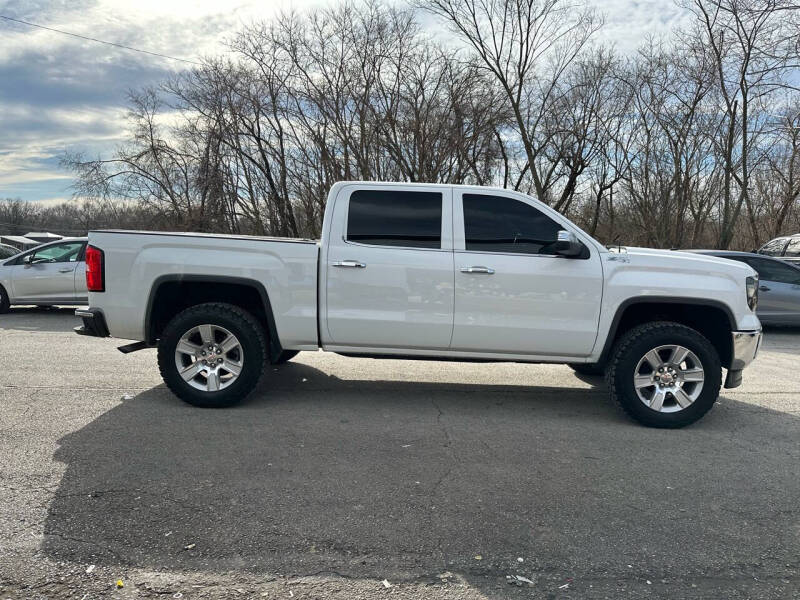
608 322 721 428
157 302 267 408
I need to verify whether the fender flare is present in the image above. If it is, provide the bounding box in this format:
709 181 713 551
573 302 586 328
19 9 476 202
144 274 283 358
597 296 736 365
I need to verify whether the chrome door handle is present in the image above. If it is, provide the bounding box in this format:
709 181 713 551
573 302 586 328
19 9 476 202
332 260 366 268
59 268 74 273
460 266 495 274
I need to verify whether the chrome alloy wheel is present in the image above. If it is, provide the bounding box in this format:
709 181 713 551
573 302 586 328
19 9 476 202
174 324 243 392
633 344 705 413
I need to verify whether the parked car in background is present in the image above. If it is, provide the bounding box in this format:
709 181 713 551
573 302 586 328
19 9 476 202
687 250 800 326
0 237 88 312
757 234 800 266
0 244 19 260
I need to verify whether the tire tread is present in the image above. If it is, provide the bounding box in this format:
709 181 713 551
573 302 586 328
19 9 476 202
157 302 267 407
607 321 721 428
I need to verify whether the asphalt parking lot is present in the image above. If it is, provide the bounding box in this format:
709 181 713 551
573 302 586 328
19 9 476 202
1 307 799 599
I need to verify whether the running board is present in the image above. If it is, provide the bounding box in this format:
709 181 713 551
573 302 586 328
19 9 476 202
117 341 153 354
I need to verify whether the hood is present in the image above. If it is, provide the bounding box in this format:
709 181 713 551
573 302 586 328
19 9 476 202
612 246 757 278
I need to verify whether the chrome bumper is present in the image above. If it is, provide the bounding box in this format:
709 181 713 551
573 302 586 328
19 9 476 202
730 329 762 370
724 329 762 388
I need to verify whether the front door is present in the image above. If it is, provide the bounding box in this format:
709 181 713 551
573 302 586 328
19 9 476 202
323 185 454 350
450 190 602 357
11 241 86 302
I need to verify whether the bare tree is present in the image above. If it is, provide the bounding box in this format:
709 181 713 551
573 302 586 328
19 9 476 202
682 0 800 248
416 0 601 203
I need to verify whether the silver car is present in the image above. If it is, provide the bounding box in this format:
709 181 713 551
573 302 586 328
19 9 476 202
0 237 88 313
688 250 800 325
757 234 800 266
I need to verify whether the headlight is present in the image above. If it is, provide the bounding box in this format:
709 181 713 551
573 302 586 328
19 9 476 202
746 275 758 311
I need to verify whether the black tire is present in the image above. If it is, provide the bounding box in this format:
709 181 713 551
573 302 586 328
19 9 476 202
607 321 722 428
569 362 606 377
272 350 299 365
0 285 10 313
157 302 267 408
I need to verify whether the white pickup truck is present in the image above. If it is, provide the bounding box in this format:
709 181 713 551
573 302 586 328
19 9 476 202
76 182 762 427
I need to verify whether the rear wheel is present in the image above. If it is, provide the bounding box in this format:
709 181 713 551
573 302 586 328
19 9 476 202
608 322 721 428
157 302 266 408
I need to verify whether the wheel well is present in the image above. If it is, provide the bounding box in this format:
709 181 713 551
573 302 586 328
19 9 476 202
146 279 273 345
603 302 733 369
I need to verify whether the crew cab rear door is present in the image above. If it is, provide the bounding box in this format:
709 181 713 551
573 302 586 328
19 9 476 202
449 189 602 357
321 184 454 350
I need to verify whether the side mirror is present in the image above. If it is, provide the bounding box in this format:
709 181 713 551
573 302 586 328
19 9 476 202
23 254 33 265
553 230 583 257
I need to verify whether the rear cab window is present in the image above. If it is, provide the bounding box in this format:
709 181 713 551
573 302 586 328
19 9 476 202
346 189 442 249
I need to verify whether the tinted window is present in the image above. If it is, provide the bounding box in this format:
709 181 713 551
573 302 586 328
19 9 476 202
785 238 800 257
347 190 442 249
463 194 561 255
744 257 800 285
759 237 789 256
0 246 17 259
31 242 84 264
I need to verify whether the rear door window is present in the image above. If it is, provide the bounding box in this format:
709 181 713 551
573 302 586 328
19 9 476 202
347 190 442 249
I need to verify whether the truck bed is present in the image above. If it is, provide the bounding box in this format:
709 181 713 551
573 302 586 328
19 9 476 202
88 230 320 347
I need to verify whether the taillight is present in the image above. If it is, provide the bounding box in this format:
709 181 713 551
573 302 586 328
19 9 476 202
85 245 105 292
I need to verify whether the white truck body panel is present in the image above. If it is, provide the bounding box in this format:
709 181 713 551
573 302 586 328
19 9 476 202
321 182 456 350
594 247 762 356
449 187 604 357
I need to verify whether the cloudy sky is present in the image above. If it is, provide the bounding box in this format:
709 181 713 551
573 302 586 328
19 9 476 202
0 0 687 204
